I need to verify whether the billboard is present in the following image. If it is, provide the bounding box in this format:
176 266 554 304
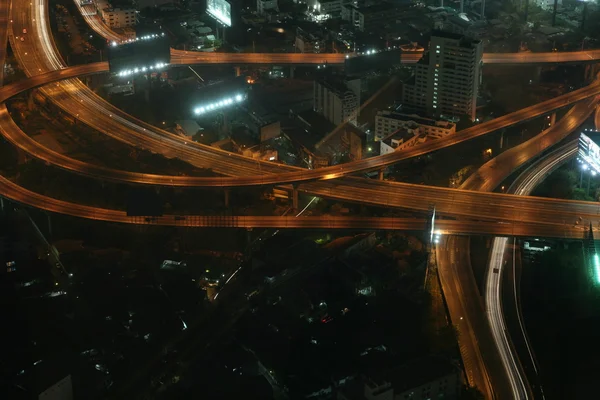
578 132 600 174
344 49 402 75
107 35 171 75
207 0 231 27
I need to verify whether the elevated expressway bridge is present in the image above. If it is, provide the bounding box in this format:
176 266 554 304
2 0 600 235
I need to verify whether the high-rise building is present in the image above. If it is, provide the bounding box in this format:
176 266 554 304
402 30 483 121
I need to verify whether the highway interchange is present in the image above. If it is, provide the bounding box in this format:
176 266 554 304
3 1 600 398
3 4 600 229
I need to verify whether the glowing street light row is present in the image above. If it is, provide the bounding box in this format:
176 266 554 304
117 63 168 77
111 32 166 47
193 94 245 115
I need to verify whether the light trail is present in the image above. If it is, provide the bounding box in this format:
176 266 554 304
485 140 578 400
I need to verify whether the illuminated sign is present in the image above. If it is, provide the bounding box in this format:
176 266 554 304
193 93 245 115
206 0 231 27
578 132 600 175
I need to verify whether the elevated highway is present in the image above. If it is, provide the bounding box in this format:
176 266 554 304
69 7 600 67
4 0 600 232
1 61 600 188
436 98 596 400
6 0 600 193
0 173 588 238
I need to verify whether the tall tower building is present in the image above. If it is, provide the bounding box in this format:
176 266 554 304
403 30 483 121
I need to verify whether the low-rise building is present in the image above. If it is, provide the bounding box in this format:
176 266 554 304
101 7 137 28
257 0 278 15
313 0 343 17
113 26 136 40
338 356 460 400
241 145 278 161
352 2 404 32
295 27 325 53
374 111 456 142
378 128 426 154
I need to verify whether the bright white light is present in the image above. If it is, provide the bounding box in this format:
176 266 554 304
583 164 589 170
593 170 597 176
111 41 117 47
193 93 245 116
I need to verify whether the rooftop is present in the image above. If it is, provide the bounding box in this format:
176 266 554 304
382 128 413 146
431 29 482 47
377 111 456 129
316 75 358 98
357 2 400 14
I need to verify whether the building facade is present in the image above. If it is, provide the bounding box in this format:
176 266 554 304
374 111 456 141
402 30 483 121
338 357 460 400
313 0 343 17
343 2 403 32
295 27 325 53
101 7 137 28
313 76 360 126
257 0 278 15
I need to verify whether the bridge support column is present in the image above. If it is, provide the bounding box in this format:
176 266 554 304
550 112 556 127
585 63 599 83
246 228 253 247
224 188 230 208
0 197 4 214
290 66 295 79
292 186 299 210
47 213 53 238
378 169 384 181
234 66 241 77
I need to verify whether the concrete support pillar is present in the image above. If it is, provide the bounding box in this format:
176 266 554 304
246 228 253 246
550 112 556 126
378 169 384 180
584 64 598 83
292 187 299 210
224 188 230 208
0 197 4 214
533 66 542 84
234 66 241 77
47 213 52 238
290 66 295 79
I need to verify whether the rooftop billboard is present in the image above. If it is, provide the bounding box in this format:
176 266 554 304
578 132 600 174
207 0 231 27
107 35 171 76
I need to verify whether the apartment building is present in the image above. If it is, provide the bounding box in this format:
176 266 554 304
374 111 456 142
101 7 137 28
402 30 483 121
